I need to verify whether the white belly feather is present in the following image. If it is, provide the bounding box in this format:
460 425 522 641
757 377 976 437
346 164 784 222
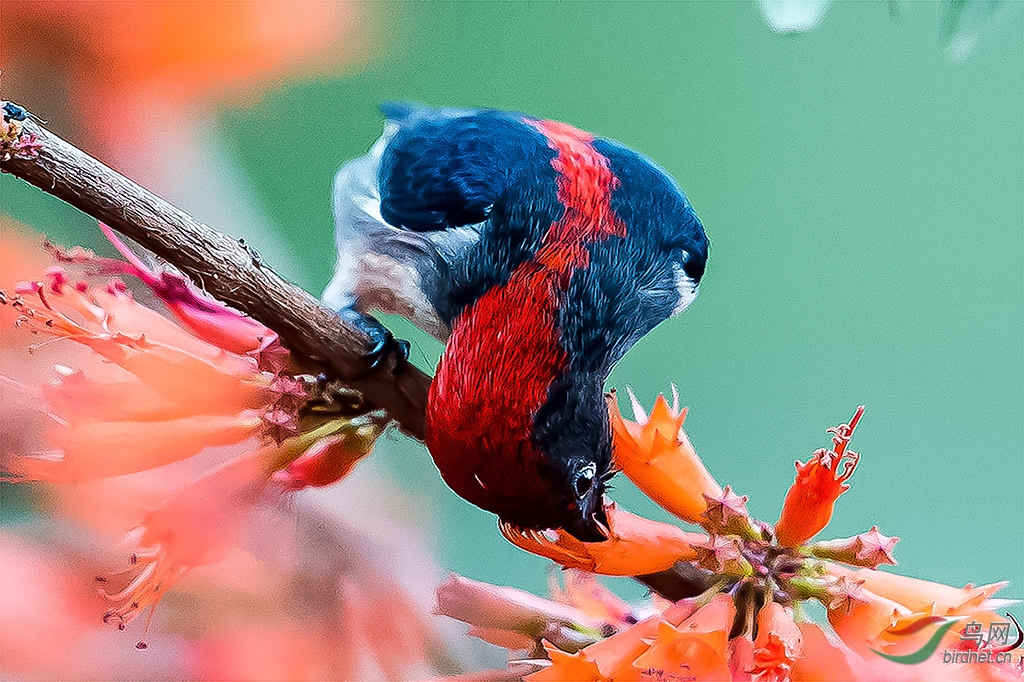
323 126 460 341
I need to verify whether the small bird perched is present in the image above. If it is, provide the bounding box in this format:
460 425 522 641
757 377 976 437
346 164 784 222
324 104 707 542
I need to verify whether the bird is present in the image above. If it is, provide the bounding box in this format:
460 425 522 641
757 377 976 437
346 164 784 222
324 103 708 542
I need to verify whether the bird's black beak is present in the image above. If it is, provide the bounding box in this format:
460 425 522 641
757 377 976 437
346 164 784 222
563 503 609 543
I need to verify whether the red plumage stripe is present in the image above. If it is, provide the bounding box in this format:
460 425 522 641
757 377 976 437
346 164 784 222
426 119 626 509
529 118 627 283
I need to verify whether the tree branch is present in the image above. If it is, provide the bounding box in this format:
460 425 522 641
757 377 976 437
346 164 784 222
1 110 429 439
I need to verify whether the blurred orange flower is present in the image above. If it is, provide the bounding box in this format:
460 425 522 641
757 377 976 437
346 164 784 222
3 262 273 483
1 228 390 652
97 445 280 643
1 507 458 680
0 533 105 679
1 1 366 151
2 1 371 287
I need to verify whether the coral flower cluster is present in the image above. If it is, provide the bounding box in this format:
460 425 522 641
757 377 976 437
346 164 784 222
439 390 1022 681
1 228 385 648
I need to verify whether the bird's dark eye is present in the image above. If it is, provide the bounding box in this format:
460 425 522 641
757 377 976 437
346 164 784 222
574 465 596 498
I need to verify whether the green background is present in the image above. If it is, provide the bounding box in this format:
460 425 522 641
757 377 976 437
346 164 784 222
4 1 1022 619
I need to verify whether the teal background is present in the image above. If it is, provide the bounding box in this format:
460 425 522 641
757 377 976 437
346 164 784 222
4 1 1022 620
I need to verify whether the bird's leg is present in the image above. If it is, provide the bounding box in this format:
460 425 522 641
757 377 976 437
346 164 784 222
336 306 411 377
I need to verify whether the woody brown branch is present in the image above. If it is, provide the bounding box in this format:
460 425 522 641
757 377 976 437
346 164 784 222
0 106 703 602
0 112 430 439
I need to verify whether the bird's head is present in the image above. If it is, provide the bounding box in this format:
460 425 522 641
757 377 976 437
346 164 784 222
427 360 615 543
522 372 614 542
469 453 612 544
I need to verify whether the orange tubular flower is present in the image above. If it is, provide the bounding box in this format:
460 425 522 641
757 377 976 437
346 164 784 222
499 503 706 575
774 405 864 547
526 643 606 682
521 598 703 682
825 583 910 657
751 602 803 681
826 563 1010 615
632 594 735 681
470 393 1019 681
434 574 601 654
790 622 878 681
579 599 700 679
608 388 724 525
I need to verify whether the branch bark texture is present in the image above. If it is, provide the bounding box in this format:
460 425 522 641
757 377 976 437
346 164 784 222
1 114 429 439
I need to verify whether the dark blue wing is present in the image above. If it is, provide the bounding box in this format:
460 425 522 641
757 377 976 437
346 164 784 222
378 102 555 232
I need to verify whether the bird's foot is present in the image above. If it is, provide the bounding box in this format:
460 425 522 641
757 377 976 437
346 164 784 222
337 307 410 379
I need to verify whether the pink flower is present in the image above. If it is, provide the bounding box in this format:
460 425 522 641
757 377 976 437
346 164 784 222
2 229 386 648
435 573 602 653
3 268 271 482
751 602 803 681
